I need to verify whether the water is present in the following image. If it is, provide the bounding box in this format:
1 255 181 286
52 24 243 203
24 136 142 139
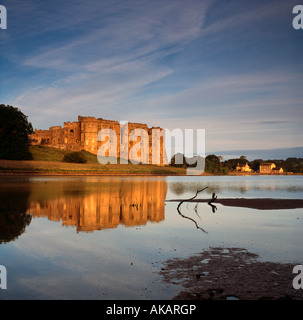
0 175 302 299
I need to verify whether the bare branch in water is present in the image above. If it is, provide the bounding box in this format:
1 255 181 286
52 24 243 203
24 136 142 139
208 192 217 213
176 187 209 234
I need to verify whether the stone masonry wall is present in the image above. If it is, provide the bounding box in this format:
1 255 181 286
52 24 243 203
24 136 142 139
29 115 166 165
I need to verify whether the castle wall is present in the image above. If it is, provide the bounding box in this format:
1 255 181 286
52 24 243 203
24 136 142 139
29 129 51 145
63 121 81 151
29 115 166 165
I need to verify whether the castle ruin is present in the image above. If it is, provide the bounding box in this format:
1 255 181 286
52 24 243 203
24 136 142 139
29 116 167 165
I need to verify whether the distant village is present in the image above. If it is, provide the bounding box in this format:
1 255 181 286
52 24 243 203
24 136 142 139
174 154 303 175
236 162 284 174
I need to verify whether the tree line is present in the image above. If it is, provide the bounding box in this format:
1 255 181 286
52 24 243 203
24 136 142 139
170 153 303 174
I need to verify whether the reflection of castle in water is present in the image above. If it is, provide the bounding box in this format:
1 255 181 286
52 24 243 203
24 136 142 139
27 179 167 232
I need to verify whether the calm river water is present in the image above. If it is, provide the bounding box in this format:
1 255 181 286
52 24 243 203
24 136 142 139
0 175 302 299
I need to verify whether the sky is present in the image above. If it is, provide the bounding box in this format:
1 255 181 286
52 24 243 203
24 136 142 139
0 0 303 158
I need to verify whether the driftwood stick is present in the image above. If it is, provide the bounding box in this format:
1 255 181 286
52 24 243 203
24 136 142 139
176 187 209 234
208 193 217 204
207 192 217 212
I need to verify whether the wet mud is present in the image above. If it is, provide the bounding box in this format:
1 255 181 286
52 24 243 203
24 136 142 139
160 247 303 300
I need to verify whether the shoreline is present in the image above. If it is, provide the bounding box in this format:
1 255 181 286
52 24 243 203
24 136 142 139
0 172 185 177
1 172 302 177
0 171 302 177
0 159 302 177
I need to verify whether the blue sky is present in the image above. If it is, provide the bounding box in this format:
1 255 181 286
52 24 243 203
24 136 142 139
0 0 302 156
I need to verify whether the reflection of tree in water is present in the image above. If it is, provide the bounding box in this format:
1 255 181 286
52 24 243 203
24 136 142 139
0 186 32 244
170 179 303 197
168 182 186 195
170 182 221 196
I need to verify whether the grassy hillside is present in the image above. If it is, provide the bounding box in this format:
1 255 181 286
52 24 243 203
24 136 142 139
29 146 99 163
0 146 186 175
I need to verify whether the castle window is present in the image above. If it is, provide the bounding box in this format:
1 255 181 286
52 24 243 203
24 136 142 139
70 130 74 134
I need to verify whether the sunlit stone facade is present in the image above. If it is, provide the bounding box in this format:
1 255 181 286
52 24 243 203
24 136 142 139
29 115 166 165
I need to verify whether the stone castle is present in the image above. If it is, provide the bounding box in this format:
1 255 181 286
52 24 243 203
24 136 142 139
29 116 166 165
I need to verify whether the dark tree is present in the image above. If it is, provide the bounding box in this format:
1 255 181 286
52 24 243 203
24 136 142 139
249 159 263 172
0 104 33 160
205 154 222 173
170 153 187 168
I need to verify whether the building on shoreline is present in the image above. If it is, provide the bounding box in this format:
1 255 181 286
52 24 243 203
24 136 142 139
29 116 167 165
260 162 276 174
236 162 252 173
271 167 284 174
259 162 284 174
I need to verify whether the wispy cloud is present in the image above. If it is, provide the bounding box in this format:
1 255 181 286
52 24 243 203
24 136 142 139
17 0 211 69
11 0 213 126
2 0 302 153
